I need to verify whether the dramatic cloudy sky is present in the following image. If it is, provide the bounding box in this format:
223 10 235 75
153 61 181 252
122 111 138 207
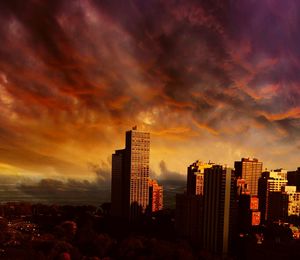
0 0 299 193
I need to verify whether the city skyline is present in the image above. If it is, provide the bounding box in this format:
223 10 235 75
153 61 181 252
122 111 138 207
0 0 299 189
0 1 299 258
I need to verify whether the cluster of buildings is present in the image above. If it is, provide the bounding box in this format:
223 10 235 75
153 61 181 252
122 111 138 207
110 128 300 256
176 162 236 255
176 158 300 254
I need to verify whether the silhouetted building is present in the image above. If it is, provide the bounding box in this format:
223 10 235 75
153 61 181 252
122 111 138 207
288 167 300 191
202 165 236 255
149 179 163 212
176 161 209 243
175 161 213 244
176 163 237 255
111 149 125 217
235 158 262 196
111 127 150 220
258 170 288 222
187 161 214 196
237 195 260 233
236 174 260 233
175 193 203 243
267 191 288 222
258 171 269 223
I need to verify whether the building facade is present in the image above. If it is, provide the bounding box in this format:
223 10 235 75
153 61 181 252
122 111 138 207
187 161 214 196
285 186 300 217
287 167 300 191
234 158 263 196
258 170 288 222
202 165 236 255
111 149 126 217
267 191 289 222
175 193 203 243
111 127 150 220
149 179 163 212
175 161 210 243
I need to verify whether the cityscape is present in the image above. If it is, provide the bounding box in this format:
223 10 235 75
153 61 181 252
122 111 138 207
0 0 300 259
0 127 299 259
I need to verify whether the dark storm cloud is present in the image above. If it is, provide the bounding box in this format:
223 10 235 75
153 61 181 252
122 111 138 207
92 0 239 132
0 0 290 126
0 0 299 177
230 0 300 141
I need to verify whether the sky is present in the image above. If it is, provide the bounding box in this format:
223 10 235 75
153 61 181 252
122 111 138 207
0 0 299 196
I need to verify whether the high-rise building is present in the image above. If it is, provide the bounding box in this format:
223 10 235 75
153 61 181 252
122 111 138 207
148 179 163 212
187 161 214 196
287 167 300 191
258 170 288 221
176 163 237 256
258 171 269 223
234 158 263 196
202 165 236 255
175 160 213 244
111 149 126 217
175 161 209 243
111 127 150 220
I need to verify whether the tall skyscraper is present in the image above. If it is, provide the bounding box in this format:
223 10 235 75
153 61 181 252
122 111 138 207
202 165 236 255
176 162 237 255
111 127 150 220
234 158 263 196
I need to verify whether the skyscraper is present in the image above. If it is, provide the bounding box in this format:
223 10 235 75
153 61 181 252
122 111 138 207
235 158 263 196
111 127 150 220
202 165 236 255
176 162 237 255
